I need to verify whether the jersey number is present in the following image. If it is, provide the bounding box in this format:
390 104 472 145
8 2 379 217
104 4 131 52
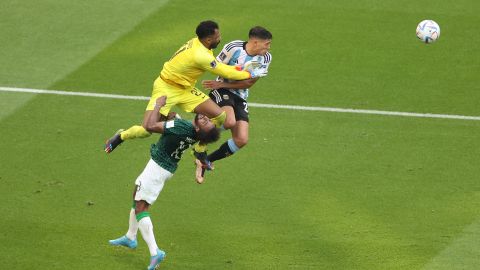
191 88 206 99
170 40 193 61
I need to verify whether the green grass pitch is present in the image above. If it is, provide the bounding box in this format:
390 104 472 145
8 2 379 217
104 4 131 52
1 0 480 269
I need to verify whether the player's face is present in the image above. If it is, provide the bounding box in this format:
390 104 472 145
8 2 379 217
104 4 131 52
208 29 221 49
253 39 271 55
196 114 216 131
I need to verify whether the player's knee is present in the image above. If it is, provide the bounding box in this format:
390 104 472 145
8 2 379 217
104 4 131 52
135 200 150 214
233 136 248 148
223 117 236 129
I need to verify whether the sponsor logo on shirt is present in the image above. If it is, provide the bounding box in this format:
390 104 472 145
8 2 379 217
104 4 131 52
218 52 226 61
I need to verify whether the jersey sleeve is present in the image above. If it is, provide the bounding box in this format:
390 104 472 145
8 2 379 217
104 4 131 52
216 42 235 64
195 50 251 80
262 52 273 73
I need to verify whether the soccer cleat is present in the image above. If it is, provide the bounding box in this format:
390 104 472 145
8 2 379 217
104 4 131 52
108 235 138 249
147 249 166 270
105 129 124 153
193 150 214 171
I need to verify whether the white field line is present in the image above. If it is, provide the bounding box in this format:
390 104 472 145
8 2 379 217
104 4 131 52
1 86 480 121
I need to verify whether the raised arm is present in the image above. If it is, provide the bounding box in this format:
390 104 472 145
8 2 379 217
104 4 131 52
145 96 167 133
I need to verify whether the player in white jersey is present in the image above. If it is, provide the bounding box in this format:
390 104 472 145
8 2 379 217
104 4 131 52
202 26 272 166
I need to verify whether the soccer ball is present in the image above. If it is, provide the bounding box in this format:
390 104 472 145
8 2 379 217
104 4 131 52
416 20 440 44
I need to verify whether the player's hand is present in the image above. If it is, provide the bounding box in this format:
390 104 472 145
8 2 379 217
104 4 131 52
195 159 205 184
155 96 167 108
202 80 223 90
249 67 268 78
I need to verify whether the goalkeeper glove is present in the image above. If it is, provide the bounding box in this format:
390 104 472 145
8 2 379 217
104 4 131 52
248 68 268 78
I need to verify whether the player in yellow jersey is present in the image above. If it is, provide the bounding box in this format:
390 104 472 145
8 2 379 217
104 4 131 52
104 21 266 155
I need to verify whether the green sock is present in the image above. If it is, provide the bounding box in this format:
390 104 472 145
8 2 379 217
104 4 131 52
136 211 150 222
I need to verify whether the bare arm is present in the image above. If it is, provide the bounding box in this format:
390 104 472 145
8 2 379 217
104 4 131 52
145 96 167 133
202 78 259 90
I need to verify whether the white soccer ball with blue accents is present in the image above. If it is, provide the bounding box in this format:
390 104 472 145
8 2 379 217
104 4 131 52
416 20 440 44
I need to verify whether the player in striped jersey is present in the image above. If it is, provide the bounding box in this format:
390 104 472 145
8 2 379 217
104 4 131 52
202 26 272 166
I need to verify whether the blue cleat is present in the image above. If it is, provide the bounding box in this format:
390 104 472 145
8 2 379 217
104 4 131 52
109 235 137 249
147 249 166 270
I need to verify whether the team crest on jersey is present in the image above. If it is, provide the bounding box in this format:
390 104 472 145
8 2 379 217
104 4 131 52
223 95 229 100
218 52 226 61
210 60 217 68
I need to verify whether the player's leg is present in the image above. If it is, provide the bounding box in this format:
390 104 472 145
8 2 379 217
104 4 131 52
108 186 140 249
104 78 174 153
131 199 165 270
133 159 172 269
187 87 226 128
105 110 157 153
208 120 249 163
219 105 236 129
193 98 226 128
177 87 224 168
208 96 249 163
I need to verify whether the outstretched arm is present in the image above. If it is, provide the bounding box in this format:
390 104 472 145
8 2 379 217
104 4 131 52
145 96 167 133
197 53 266 81
202 78 259 90
209 61 252 80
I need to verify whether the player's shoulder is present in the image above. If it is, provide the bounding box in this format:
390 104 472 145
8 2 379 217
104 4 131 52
166 119 193 129
193 44 215 64
223 40 246 52
262 52 272 64
175 118 193 127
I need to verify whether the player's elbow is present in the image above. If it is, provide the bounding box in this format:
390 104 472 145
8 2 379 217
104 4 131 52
245 82 255 88
144 123 156 133
245 78 258 88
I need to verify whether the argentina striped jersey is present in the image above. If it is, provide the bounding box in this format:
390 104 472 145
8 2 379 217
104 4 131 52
215 40 272 100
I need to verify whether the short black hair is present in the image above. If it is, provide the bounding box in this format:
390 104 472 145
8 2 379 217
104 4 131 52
249 26 272 40
196 20 219 39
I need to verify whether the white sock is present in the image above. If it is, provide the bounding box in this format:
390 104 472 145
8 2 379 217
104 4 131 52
138 216 159 256
125 208 138 240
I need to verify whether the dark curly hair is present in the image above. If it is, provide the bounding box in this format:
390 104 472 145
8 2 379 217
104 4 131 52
195 127 220 145
194 114 221 145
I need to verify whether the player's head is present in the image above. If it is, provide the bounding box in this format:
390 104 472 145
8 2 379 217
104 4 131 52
193 114 221 144
196 20 221 49
248 26 272 56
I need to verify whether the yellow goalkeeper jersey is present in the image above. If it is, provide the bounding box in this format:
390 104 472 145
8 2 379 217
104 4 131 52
159 37 251 89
